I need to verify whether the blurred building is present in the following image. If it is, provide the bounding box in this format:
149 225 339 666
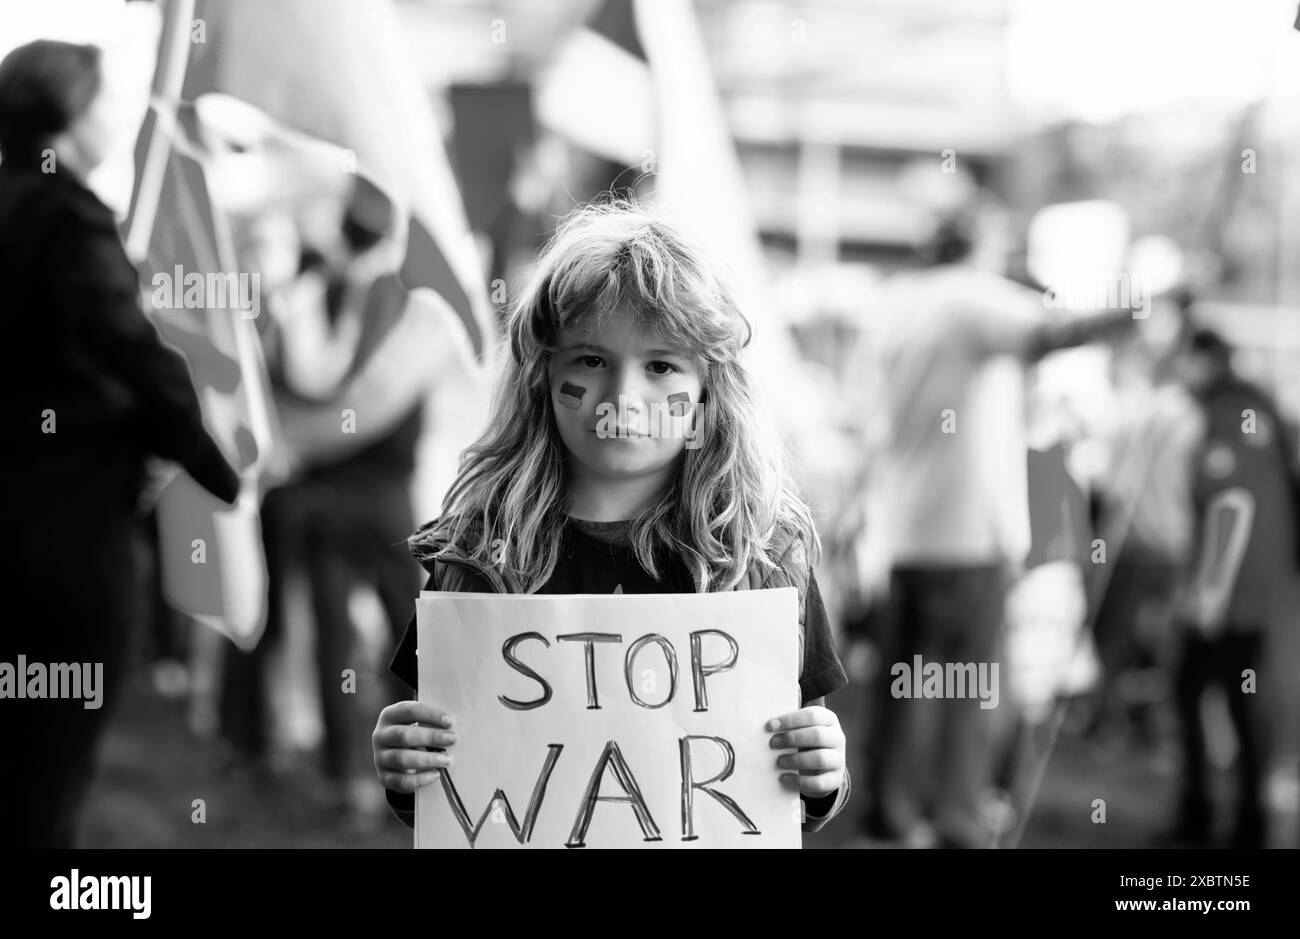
390 0 1299 426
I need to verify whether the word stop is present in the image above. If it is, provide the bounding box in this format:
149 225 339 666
496 629 740 712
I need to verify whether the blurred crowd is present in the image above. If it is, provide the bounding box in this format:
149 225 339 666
807 200 1300 848
3 0 1299 850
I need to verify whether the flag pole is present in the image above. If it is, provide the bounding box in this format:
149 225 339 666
124 0 276 648
125 0 196 262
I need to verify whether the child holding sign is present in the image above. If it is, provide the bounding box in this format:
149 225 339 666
372 203 850 836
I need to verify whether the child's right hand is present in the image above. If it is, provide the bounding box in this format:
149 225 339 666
372 700 457 793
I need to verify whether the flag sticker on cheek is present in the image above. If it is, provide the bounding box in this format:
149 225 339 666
666 392 691 417
558 382 586 411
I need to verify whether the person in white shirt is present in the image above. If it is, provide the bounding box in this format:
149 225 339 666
862 202 1134 848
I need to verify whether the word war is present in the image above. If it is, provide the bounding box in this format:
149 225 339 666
434 735 760 848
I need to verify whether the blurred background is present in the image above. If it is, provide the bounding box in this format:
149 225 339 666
3 0 1299 848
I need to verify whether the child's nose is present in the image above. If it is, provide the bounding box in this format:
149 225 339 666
608 365 649 410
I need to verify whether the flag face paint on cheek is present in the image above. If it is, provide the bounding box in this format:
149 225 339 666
559 382 587 411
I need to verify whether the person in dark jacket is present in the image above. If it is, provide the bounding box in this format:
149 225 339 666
0 40 240 847
1166 328 1300 847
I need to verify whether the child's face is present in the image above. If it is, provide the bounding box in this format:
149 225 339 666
549 307 705 484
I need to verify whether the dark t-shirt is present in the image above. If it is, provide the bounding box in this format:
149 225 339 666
1190 378 1299 625
389 518 847 704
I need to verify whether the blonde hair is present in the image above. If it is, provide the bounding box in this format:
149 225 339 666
411 200 818 592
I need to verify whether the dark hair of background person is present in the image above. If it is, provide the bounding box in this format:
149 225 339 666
1188 326 1233 365
0 39 102 165
918 208 976 266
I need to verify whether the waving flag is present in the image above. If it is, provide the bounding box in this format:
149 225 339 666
182 0 496 361
125 0 277 650
537 0 822 451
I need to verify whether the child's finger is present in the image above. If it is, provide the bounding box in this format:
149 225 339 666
378 747 453 773
768 724 843 750
764 706 833 732
380 769 445 794
781 770 842 798
384 700 455 728
376 723 457 750
776 748 844 773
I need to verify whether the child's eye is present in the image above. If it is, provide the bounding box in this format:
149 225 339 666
647 361 680 376
576 355 604 368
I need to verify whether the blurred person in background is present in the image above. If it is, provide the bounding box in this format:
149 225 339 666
860 187 1135 848
221 176 477 825
1168 327 1300 847
1086 331 1204 749
997 375 1097 825
0 39 241 847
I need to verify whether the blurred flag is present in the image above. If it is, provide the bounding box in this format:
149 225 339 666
125 0 275 650
182 0 496 361
538 0 768 302
535 0 654 167
537 0 824 456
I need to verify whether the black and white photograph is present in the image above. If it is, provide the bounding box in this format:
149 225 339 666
2 0 1298 921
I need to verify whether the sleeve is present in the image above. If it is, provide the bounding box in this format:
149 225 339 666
803 769 852 834
384 567 434 829
388 557 501 691
798 573 848 704
385 559 496 830
795 573 852 833
388 569 437 693
1024 308 1136 362
960 272 1135 363
45 208 239 503
959 274 1049 358
385 787 417 830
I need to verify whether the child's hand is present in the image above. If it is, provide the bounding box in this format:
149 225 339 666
372 701 457 793
766 706 846 798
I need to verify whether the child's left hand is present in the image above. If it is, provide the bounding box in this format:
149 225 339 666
766 706 846 798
